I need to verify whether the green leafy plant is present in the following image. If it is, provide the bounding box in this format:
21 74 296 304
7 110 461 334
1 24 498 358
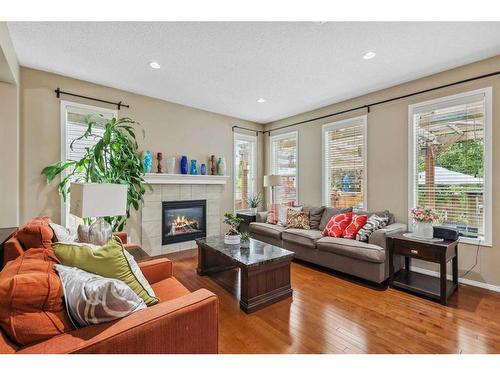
223 213 243 236
247 193 262 209
240 232 250 242
41 116 149 231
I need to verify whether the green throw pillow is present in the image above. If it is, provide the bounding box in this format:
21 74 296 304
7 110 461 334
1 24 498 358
53 237 159 306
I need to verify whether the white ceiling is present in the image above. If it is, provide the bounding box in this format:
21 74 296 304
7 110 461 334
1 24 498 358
7 22 500 124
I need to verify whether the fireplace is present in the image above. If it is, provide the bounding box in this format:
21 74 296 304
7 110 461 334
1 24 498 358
162 200 206 245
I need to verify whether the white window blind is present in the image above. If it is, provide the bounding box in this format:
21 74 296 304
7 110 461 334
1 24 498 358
270 132 298 205
234 133 257 211
61 102 117 228
409 89 491 243
323 116 366 209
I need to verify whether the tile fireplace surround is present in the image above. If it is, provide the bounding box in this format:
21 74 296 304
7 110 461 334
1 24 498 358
141 183 224 256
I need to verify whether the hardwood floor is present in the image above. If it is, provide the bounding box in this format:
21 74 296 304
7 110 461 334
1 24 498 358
167 249 500 354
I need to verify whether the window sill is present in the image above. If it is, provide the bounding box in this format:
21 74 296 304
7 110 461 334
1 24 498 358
458 237 492 248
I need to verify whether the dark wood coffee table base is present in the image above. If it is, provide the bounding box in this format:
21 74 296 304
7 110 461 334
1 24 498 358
197 242 293 314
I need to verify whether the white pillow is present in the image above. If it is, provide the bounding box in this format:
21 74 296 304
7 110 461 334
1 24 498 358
277 205 302 226
50 222 77 243
54 264 146 328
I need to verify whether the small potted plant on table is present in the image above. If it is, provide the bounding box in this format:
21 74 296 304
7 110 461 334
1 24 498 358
247 193 262 215
410 206 437 239
240 232 251 248
223 213 243 244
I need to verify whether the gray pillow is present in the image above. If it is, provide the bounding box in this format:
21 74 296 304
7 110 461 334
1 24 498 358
301 205 325 230
50 222 77 242
54 264 146 328
319 207 353 231
353 209 394 225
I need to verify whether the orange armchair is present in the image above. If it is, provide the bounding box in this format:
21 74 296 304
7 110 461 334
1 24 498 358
1 257 219 354
0 219 219 354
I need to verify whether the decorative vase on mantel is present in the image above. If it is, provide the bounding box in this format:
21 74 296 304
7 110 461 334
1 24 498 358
180 156 188 175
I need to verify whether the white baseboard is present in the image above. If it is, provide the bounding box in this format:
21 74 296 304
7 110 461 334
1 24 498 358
410 266 500 293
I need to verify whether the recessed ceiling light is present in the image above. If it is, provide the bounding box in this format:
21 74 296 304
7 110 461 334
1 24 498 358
149 61 161 69
257 98 266 103
363 51 376 60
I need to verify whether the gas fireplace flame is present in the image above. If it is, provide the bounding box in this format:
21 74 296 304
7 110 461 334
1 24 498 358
168 215 200 235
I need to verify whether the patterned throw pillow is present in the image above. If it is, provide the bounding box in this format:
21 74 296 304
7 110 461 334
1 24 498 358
322 212 353 237
286 209 311 229
266 202 294 225
356 214 389 242
278 205 302 226
343 214 368 240
54 264 146 328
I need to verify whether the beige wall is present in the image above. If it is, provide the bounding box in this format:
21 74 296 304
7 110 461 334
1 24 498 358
264 55 500 288
0 23 19 227
20 67 264 243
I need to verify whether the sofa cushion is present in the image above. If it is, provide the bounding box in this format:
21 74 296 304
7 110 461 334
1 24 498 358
286 209 310 229
249 222 287 240
15 216 54 250
0 247 73 346
319 207 353 231
282 228 323 248
316 237 385 263
301 205 325 230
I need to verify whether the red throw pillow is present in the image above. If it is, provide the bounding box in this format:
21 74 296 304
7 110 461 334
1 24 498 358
343 214 368 240
322 212 353 238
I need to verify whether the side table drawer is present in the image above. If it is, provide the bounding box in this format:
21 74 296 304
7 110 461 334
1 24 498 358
394 240 440 262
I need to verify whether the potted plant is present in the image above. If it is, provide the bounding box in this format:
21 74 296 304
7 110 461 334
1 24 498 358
223 213 243 244
247 193 262 215
42 116 149 231
240 232 251 248
410 206 438 239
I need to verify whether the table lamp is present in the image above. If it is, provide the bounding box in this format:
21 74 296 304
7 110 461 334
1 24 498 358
70 182 127 245
263 174 282 206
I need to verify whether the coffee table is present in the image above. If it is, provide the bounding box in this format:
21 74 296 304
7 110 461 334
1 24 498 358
196 235 294 313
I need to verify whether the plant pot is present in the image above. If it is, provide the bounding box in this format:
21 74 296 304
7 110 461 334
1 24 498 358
224 234 241 245
240 240 250 248
250 207 258 215
413 221 434 239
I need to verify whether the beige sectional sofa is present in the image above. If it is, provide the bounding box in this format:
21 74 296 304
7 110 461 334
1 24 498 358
249 206 406 284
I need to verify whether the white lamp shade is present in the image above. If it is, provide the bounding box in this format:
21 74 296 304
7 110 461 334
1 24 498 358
263 174 282 187
70 183 127 218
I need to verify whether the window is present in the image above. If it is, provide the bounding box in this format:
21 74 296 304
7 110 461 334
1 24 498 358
409 88 492 244
60 101 117 228
322 116 367 209
234 133 257 211
269 131 298 205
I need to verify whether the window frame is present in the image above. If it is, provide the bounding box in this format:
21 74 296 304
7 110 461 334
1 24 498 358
407 87 492 246
60 100 118 227
322 115 368 209
233 132 258 212
268 130 299 205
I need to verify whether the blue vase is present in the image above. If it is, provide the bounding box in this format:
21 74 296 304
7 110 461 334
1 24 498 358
190 160 197 175
143 150 152 173
200 163 207 175
180 156 188 174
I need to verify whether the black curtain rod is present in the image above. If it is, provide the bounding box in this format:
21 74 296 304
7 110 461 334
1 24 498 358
54 88 130 110
265 69 500 135
232 125 266 136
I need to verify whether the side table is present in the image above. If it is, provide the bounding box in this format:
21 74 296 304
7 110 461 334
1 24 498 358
236 211 257 234
388 233 459 305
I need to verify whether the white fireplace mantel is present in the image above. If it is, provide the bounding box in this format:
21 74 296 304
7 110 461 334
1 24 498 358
143 173 229 185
